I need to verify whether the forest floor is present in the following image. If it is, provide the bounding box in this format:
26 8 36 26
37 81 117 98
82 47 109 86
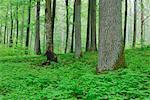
0 46 150 99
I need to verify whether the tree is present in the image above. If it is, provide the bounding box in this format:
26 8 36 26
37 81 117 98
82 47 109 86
51 0 56 50
65 0 69 53
74 0 81 58
97 0 125 73
25 0 31 50
4 7 8 44
133 0 137 48
86 0 91 51
34 0 41 55
70 2 75 53
16 2 19 46
86 0 97 51
141 0 144 48
9 5 14 47
45 0 53 50
90 0 97 51
20 4 25 46
124 0 128 47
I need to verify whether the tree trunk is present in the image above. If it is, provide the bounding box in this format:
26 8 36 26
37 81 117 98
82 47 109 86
97 0 125 73
25 0 31 50
65 0 69 53
132 0 137 48
141 0 144 48
16 2 19 46
124 0 128 47
34 0 41 55
0 24 2 43
45 0 52 50
51 0 56 50
86 0 91 51
20 5 25 47
70 2 75 53
90 0 97 51
9 6 13 47
75 0 81 58
4 7 8 44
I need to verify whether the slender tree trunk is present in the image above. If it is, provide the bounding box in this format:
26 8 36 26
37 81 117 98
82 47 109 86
0 24 2 43
97 0 125 73
70 2 75 53
34 0 41 55
133 0 137 48
21 5 25 47
16 3 19 46
90 0 97 51
124 0 128 47
4 8 8 44
25 0 31 50
9 6 14 47
65 0 69 53
45 0 52 50
75 0 81 58
51 0 56 50
86 0 91 51
141 0 144 48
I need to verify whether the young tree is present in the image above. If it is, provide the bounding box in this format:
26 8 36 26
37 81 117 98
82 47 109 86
4 7 8 44
25 0 31 49
45 0 53 50
9 5 14 47
141 0 144 48
65 0 69 53
97 0 125 73
70 2 75 53
133 0 137 48
0 24 2 43
20 4 25 46
74 0 81 58
124 0 128 47
34 0 41 55
16 2 19 46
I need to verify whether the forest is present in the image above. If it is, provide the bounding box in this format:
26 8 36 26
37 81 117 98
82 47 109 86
0 0 150 99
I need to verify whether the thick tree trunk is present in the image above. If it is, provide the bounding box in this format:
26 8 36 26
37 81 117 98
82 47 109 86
70 2 75 53
90 0 97 51
45 0 52 50
34 0 41 55
75 0 81 58
86 0 91 51
124 0 127 47
141 0 144 48
132 0 137 48
25 0 31 49
97 0 125 73
65 0 69 53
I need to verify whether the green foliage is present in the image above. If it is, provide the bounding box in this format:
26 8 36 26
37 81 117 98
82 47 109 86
0 47 150 99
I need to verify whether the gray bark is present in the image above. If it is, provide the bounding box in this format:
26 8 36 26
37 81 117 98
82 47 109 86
45 0 52 50
97 0 125 73
75 0 81 58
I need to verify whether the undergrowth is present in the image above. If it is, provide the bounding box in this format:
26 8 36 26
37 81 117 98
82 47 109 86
0 46 150 99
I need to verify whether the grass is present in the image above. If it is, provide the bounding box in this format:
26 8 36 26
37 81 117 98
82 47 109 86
0 46 150 99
